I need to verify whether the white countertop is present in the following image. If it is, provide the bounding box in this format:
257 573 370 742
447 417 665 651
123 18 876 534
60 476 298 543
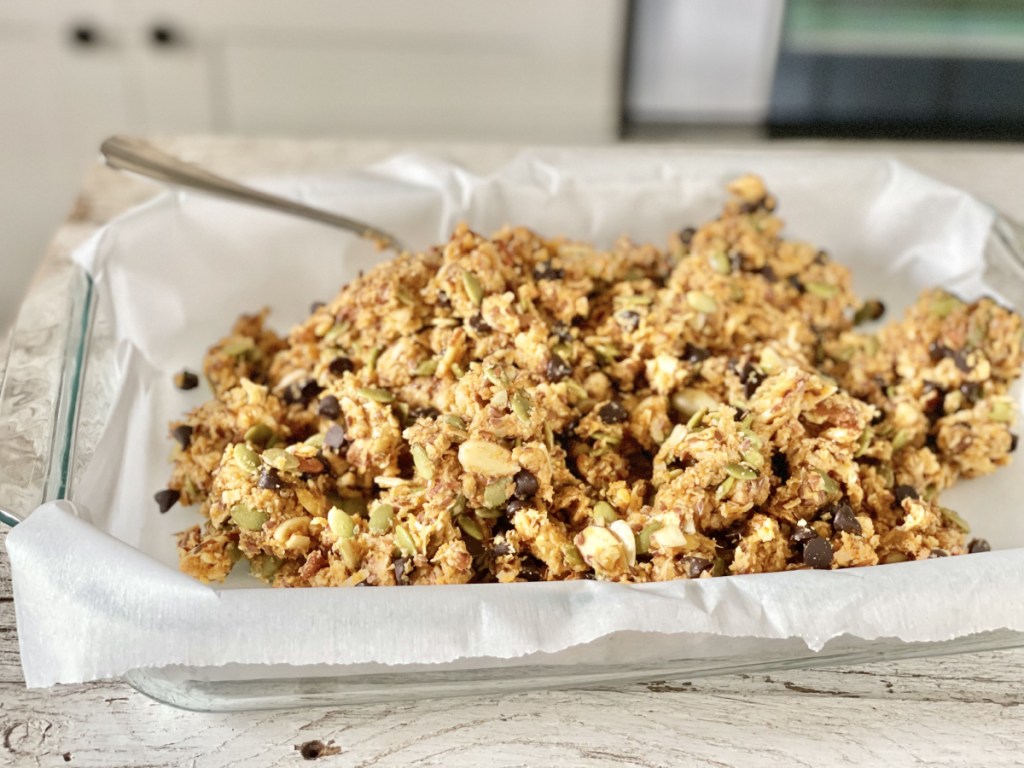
2 136 1024 767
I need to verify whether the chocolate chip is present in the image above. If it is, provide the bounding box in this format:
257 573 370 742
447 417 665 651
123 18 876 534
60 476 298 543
739 362 765 398
464 314 489 335
790 525 818 545
173 370 199 390
300 379 323 403
546 353 572 382
617 310 641 332
408 406 441 422
831 501 861 534
490 540 513 558
787 275 805 293
733 408 749 423
870 409 886 426
679 227 696 245
756 265 777 282
728 250 744 272
929 341 952 363
318 394 341 419
512 469 539 500
1010 433 1018 453
683 343 711 363
952 349 973 373
436 290 451 309
959 381 982 405
968 538 991 554
854 299 885 325
551 321 572 344
598 401 629 424
172 424 194 449
154 488 180 513
929 548 949 558
739 197 766 214
533 260 564 281
504 497 526 518
309 300 325 314
518 555 546 581
802 536 833 569
393 557 411 584
814 249 829 265
771 452 790 483
328 356 354 376
683 556 712 579
258 467 284 490
893 484 919 504
324 424 346 451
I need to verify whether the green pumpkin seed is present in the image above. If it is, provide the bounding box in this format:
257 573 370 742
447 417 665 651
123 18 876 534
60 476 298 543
940 506 970 533
244 423 274 446
484 365 508 388
367 345 383 372
715 475 736 500
511 390 533 424
323 323 348 343
338 539 360 570
855 427 873 457
725 463 758 481
457 515 484 540
711 557 728 577
891 429 912 452
989 401 1014 422
686 407 708 432
357 386 394 404
413 358 438 377
593 344 620 363
231 503 267 531
636 521 663 555
741 449 764 469
443 414 467 431
708 250 731 275
450 493 468 517
552 343 574 359
475 507 504 520
451 362 466 379
483 478 512 508
592 501 617 524
563 544 585 568
462 270 484 306
233 443 260 473
818 470 840 495
617 294 654 307
685 290 718 314
805 281 839 299
411 444 434 480
968 317 989 348
251 555 282 579
222 336 255 357
395 287 416 306
930 292 963 319
226 542 242 563
394 524 417 556
369 504 394 533
879 463 894 489
262 447 299 473
544 422 555 452
327 507 356 539
305 433 325 448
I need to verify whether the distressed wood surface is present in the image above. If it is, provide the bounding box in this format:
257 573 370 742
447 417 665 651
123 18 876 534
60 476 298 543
4 138 1024 767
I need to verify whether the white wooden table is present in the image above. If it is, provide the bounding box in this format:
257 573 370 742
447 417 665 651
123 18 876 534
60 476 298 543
3 137 1024 767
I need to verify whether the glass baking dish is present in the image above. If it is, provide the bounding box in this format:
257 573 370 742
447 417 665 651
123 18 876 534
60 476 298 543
3 188 1024 713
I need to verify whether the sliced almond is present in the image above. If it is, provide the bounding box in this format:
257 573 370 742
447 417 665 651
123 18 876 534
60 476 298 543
458 440 519 476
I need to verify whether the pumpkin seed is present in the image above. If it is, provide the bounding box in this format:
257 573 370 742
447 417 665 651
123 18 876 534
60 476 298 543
593 344 620 363
989 401 1014 422
855 427 873 457
968 317 989 348
457 515 484 540
686 407 707 431
231 503 267 531
592 501 617 524
369 504 394 533
940 506 970 533
411 444 434 480
617 294 654 308
222 336 255 357
323 323 348 343
337 496 367 517
476 507 504 520
252 555 282 579
725 462 758 481
367 346 383 372
357 386 394 404
805 281 839 298
327 507 356 539
305 433 325 448
563 544 586 568
930 292 963 319
462 270 484 306
450 493 468 517
233 444 260 473
262 447 299 473
741 449 765 471
443 413 467 431
818 470 840 495
552 343 573 359
414 358 438 377
708 250 731 275
544 422 555 452
395 287 416 306
715 475 736 500
338 539 360 569
879 463 894 489
394 524 417 556
451 362 466 379
483 478 512 508
711 557 728 577
891 429 912 452
636 521 663 555
685 290 718 314
511 390 532 424
244 423 274 446
484 365 508 388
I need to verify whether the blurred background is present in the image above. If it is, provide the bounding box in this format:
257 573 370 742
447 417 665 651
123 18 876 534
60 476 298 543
2 0 1022 333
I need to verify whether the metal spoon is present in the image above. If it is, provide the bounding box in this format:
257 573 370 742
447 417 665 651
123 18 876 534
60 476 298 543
100 135 406 253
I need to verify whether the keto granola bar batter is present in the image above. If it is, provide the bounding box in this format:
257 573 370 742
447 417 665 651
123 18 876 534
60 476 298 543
163 175 1022 586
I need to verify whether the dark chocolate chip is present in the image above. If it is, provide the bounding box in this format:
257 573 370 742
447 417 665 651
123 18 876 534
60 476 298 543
468 313 492 334
172 424 194 449
408 406 441 422
739 362 765 398
504 497 526 518
893 484 919 504
324 424 346 451
787 275 805 293
814 249 829 265
328 356 354 376
616 310 641 332
512 469 539 500
683 556 712 579
929 548 949 558
683 343 711 363
739 197 766 214
733 408 749 423
436 290 451 309
679 227 696 245
598 401 629 425
490 540 513 558
771 452 791 483
853 298 885 325
870 409 886 426
300 379 323 403
309 300 325 314
174 370 199 391
533 260 564 281
756 265 777 282
802 536 833 569
959 381 982 405
968 538 991 554
318 394 341 419
518 555 547 581
258 467 284 490
154 488 180 513
952 349 973 373
1010 433 1019 453
831 501 861 534
393 556 411 584
728 250 744 272
551 321 573 344
929 342 952 363
791 525 818 545
546 353 573 382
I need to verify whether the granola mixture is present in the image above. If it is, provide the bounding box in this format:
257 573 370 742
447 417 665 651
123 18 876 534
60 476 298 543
160 175 1021 586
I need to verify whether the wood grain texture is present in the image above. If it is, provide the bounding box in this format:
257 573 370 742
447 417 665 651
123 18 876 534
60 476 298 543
4 138 1024 767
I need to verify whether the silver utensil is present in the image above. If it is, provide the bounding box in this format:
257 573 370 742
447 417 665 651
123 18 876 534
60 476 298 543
0 504 23 527
100 135 405 253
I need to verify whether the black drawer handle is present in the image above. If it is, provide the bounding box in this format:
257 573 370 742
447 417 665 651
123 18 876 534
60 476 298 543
150 25 181 47
70 24 99 47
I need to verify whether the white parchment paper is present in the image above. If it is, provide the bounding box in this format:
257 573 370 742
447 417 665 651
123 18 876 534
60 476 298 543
7 149 1024 687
